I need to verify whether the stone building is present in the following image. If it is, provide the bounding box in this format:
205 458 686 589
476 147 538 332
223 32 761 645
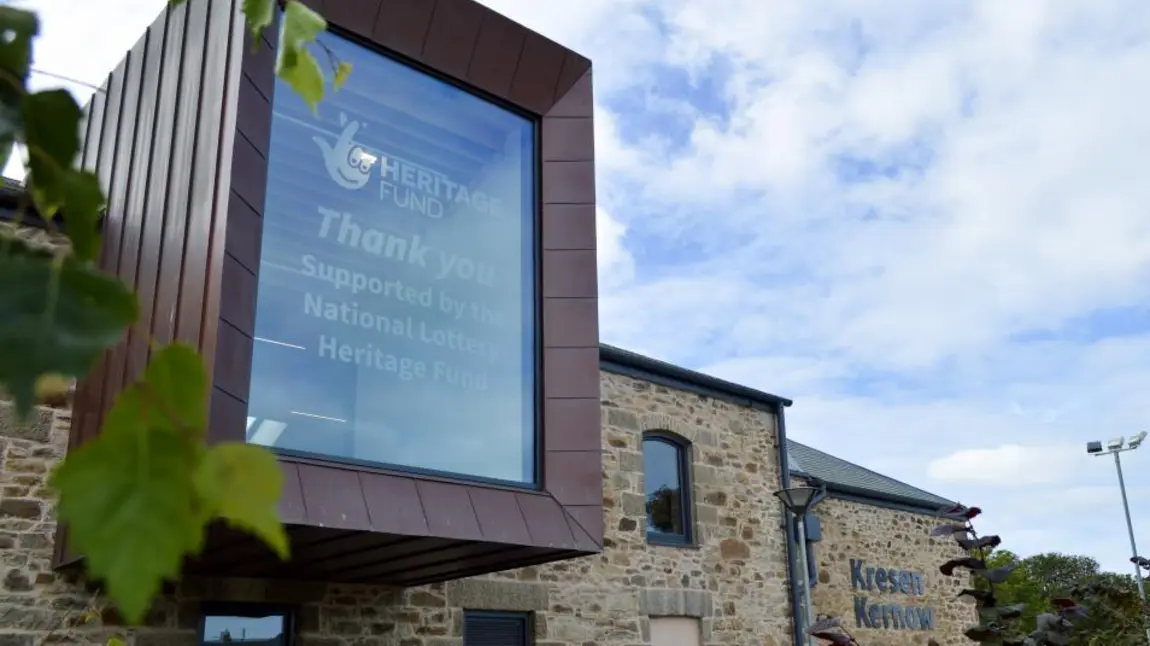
0 0 973 644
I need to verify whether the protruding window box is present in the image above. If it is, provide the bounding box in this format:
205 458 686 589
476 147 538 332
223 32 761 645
58 0 601 587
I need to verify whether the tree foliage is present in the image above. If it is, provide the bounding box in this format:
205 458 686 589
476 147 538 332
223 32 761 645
1025 553 1103 599
0 0 347 625
976 550 1150 645
977 549 1052 632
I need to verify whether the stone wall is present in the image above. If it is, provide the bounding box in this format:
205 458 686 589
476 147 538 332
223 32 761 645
806 495 976 646
0 368 797 645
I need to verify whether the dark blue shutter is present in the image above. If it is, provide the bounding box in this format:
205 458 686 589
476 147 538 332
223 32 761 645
792 513 822 587
804 513 822 541
463 612 530 646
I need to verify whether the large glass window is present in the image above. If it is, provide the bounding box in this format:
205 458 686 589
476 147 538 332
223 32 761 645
247 27 537 484
643 432 692 544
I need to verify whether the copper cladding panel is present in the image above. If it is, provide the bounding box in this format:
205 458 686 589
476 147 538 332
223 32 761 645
57 0 243 568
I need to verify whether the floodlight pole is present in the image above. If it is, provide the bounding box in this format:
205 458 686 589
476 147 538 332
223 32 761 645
1113 451 1150 645
1095 441 1150 646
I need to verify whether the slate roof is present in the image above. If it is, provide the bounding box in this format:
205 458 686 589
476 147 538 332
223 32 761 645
786 439 955 510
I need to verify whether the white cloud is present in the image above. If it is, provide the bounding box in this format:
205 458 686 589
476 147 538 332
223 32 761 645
926 444 1082 486
596 205 634 292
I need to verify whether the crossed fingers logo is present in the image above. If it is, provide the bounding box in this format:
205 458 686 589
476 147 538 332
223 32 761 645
313 112 376 189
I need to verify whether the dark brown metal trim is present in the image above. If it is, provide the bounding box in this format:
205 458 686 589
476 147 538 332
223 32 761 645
211 0 601 555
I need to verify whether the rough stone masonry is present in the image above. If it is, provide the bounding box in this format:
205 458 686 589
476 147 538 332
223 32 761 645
0 366 801 645
804 488 977 646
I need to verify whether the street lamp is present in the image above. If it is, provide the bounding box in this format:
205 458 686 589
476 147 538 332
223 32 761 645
1087 431 1150 645
775 486 825 646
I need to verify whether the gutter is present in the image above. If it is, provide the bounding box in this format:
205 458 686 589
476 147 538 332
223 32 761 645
775 405 807 646
822 487 953 517
796 476 953 516
599 344 793 410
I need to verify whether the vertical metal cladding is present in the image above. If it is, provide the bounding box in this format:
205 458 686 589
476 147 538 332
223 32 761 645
58 0 242 567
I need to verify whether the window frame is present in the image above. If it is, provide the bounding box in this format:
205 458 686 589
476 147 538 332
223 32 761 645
462 610 534 646
197 602 296 646
642 430 695 547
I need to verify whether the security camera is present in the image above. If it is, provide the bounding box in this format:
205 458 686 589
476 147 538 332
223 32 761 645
1086 441 1103 454
1107 437 1126 451
1129 432 1148 450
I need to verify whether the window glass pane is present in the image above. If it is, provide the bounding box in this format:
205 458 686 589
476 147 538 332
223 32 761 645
463 611 529 645
247 27 537 484
644 439 685 535
202 612 287 644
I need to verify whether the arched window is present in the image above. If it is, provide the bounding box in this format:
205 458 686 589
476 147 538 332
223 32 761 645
642 432 692 545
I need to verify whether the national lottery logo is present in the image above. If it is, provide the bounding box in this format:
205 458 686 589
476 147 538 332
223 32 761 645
313 112 377 190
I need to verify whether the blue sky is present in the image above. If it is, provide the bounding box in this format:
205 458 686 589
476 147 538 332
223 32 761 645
13 0 1150 575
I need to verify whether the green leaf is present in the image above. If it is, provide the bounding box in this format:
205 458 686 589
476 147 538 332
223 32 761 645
334 61 352 90
195 442 289 559
276 0 327 112
242 0 275 46
48 344 209 624
0 240 137 416
21 90 106 261
57 169 105 262
0 6 38 167
0 6 38 83
280 0 326 52
279 47 325 112
51 416 198 623
108 638 127 646
28 167 105 263
23 89 82 167
133 342 209 435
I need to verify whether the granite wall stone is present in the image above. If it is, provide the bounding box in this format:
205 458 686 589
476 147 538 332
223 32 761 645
805 495 977 646
0 366 797 645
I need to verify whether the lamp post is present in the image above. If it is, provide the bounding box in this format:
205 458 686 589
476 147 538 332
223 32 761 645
775 486 825 646
1086 431 1150 646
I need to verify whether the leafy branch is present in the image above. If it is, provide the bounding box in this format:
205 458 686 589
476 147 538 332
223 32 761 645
0 0 351 626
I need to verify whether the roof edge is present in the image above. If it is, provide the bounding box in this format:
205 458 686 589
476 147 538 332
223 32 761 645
600 344 793 410
794 471 955 515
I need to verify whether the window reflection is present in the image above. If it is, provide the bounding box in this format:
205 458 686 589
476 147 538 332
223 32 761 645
643 437 688 539
246 22 538 485
201 612 288 645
